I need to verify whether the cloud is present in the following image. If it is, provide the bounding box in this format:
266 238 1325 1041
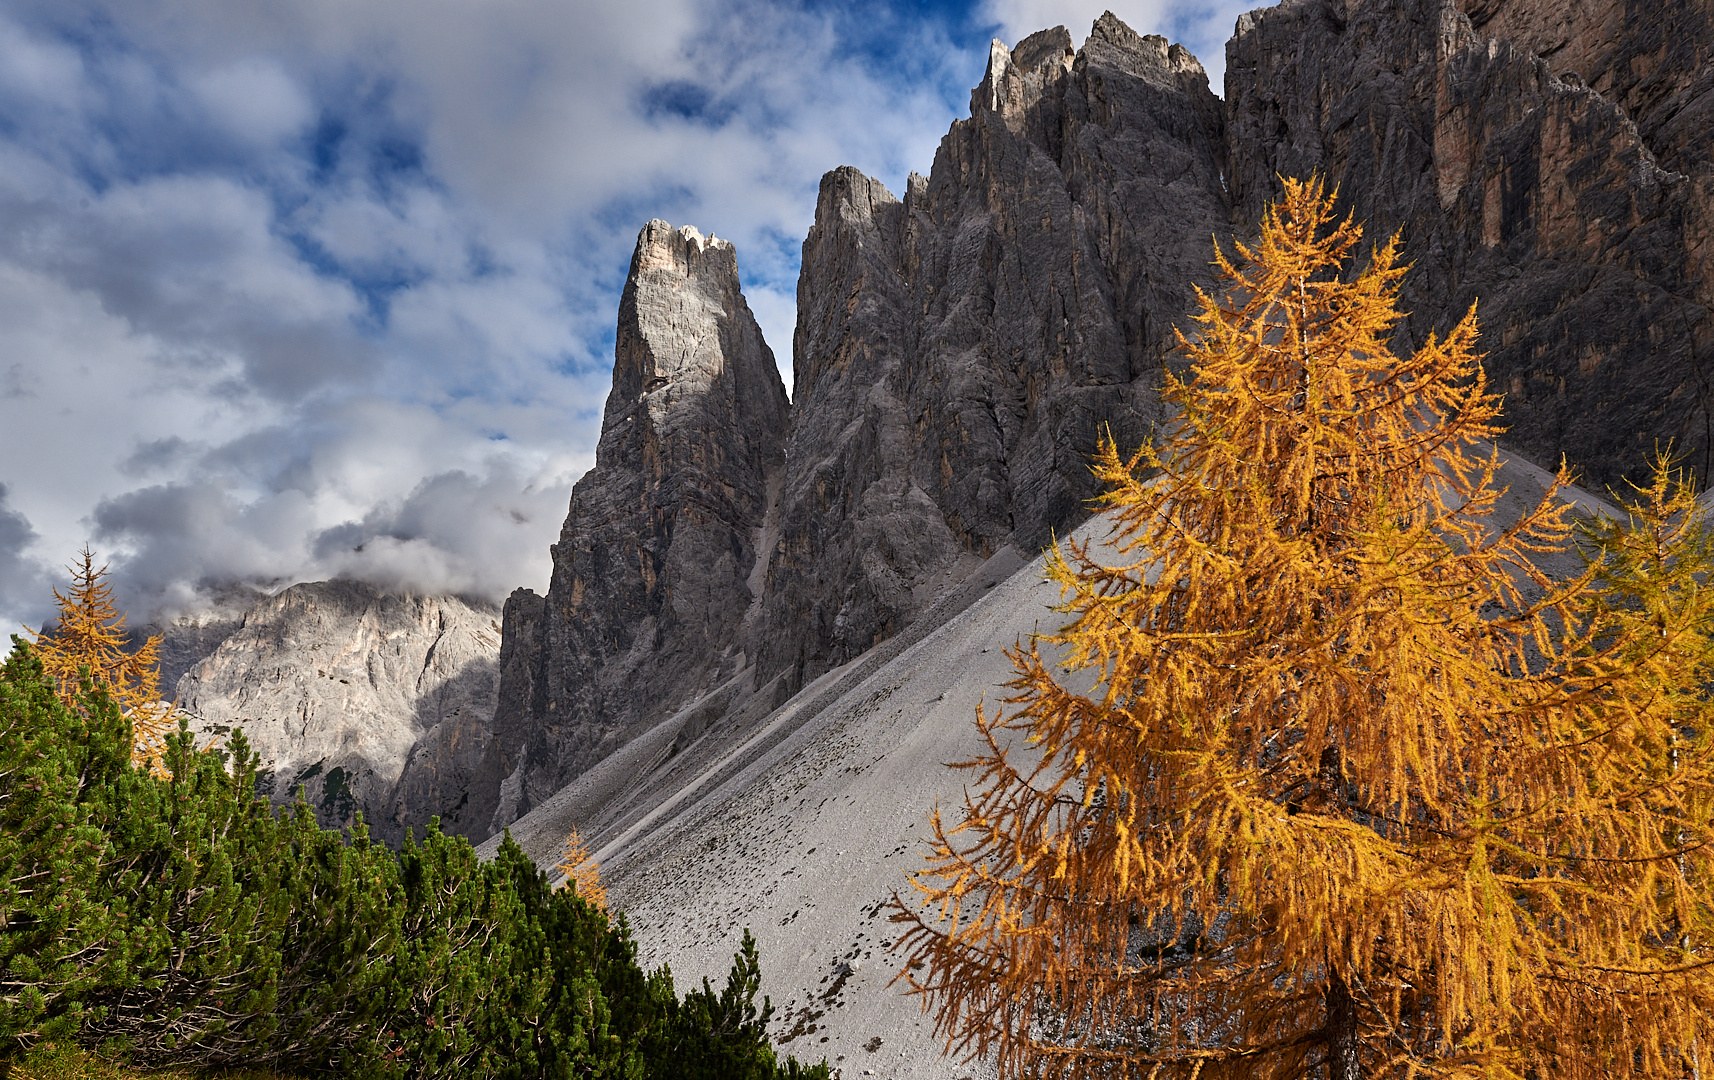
310 463 578 600
0 0 1229 636
190 57 314 146
0 485 53 638
88 399 588 618
743 282 797 395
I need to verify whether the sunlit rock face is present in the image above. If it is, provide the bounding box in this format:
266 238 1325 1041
756 14 1232 689
462 220 792 838
1224 0 1714 493
172 580 500 838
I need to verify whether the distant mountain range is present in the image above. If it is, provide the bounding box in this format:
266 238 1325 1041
160 581 500 845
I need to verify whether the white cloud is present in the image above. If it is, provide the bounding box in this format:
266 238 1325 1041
86 398 587 619
0 14 83 104
309 457 583 599
190 57 313 145
0 261 270 557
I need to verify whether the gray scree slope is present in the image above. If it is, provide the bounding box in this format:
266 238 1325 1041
482 454 1608 1080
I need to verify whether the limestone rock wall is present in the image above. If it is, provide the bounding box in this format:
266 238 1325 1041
1457 0 1714 177
173 581 500 839
1223 0 1714 492
756 14 1231 684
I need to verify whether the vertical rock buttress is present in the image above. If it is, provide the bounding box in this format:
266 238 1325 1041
756 14 1231 687
467 222 790 837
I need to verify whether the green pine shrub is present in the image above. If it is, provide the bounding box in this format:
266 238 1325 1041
0 644 131 1051
0 638 828 1080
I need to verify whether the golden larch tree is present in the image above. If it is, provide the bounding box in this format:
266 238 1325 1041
556 826 607 913
29 547 177 773
892 177 1714 1079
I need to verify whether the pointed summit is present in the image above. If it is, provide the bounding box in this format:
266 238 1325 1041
447 220 789 838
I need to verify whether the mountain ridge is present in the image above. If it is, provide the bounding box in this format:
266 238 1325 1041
171 579 500 841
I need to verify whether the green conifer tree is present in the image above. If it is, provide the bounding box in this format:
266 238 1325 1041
0 643 128 1065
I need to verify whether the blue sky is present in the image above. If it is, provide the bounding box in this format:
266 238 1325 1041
0 0 1244 637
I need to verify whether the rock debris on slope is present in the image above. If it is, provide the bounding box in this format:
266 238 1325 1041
483 0 1712 1071
483 454 1602 1080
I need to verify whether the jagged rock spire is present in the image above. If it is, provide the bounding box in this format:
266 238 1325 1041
458 220 789 837
756 12 1230 688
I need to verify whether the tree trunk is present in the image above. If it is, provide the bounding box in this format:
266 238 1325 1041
1318 744 1361 1078
1326 970 1361 1080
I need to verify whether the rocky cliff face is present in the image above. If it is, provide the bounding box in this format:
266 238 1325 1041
132 585 268 692
174 581 500 839
756 14 1231 685
463 7 1714 1064
464 221 791 837
1224 0 1714 491
148 616 245 696
1459 0 1714 178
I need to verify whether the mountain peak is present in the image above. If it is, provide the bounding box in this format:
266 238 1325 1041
632 218 735 276
457 220 790 837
